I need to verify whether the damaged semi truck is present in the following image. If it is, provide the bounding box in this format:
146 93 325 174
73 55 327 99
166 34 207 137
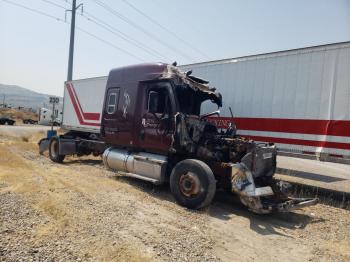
39 63 317 213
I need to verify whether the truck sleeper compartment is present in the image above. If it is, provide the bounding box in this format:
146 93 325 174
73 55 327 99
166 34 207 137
62 76 108 134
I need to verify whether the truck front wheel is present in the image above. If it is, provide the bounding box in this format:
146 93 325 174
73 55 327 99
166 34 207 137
170 159 216 209
49 137 65 163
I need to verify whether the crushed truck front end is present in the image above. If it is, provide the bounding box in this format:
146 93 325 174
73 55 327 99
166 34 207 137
172 113 318 213
229 144 318 213
163 65 318 213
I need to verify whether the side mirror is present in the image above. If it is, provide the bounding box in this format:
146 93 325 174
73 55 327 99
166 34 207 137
148 91 159 113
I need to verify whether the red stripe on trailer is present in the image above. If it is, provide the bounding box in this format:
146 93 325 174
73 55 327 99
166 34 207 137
66 84 100 127
209 117 350 137
68 83 100 121
240 135 350 150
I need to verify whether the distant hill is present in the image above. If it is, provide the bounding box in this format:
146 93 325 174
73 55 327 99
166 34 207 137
0 84 62 110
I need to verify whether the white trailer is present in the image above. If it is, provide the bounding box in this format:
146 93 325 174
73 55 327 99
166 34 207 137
181 42 350 159
62 76 108 133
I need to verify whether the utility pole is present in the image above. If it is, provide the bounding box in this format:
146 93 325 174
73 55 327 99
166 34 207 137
66 1 83 81
67 0 76 82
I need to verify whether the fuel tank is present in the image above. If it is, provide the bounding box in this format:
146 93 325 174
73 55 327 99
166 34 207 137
102 148 168 184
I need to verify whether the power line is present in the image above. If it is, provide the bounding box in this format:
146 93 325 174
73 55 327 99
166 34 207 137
76 25 146 62
40 0 170 60
3 0 65 21
121 0 211 60
2 0 145 62
56 0 71 5
56 0 193 62
82 12 171 61
51 0 210 62
152 0 205 42
92 0 198 62
40 0 68 10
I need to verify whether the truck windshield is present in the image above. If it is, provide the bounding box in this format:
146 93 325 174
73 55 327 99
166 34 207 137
175 84 217 116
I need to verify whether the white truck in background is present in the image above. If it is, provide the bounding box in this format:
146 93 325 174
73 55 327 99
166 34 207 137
38 107 63 126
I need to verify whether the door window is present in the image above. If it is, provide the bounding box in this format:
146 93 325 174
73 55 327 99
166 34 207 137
146 83 171 115
106 88 120 114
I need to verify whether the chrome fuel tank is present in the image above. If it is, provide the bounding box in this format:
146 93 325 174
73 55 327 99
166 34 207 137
102 148 168 184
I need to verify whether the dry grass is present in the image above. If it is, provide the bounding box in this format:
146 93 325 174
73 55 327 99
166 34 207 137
21 136 29 142
0 144 29 169
0 134 153 261
0 128 45 143
102 244 151 262
28 130 46 143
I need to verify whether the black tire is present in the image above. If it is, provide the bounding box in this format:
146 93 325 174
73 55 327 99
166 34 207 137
170 159 216 209
49 137 65 163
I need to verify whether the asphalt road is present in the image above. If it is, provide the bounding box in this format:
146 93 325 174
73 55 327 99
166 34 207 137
276 155 350 196
0 124 55 137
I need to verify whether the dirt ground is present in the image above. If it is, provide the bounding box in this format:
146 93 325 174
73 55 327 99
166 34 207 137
0 128 349 262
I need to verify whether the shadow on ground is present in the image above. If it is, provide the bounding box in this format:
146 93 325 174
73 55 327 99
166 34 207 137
63 159 103 166
57 158 325 237
111 174 324 237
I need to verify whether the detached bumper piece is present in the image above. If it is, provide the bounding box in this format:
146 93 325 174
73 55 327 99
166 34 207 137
230 163 318 214
261 197 319 213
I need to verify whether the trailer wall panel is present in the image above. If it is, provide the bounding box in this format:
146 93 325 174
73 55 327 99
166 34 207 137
62 77 108 133
181 42 350 157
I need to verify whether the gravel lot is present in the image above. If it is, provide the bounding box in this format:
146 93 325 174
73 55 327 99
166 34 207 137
0 127 349 261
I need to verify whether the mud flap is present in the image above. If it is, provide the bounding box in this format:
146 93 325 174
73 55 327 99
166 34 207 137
38 138 50 155
230 163 318 214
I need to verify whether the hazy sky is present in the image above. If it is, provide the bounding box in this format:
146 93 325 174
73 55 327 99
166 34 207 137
1 0 349 96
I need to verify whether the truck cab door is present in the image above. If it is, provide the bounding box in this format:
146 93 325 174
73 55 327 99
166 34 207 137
139 81 175 154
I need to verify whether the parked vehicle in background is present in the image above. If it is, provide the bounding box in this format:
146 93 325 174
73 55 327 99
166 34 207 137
23 118 38 124
180 41 350 161
38 107 62 126
39 63 317 214
0 117 15 125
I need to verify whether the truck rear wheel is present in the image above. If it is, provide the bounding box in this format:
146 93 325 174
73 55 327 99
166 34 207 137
49 137 65 163
170 159 216 209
